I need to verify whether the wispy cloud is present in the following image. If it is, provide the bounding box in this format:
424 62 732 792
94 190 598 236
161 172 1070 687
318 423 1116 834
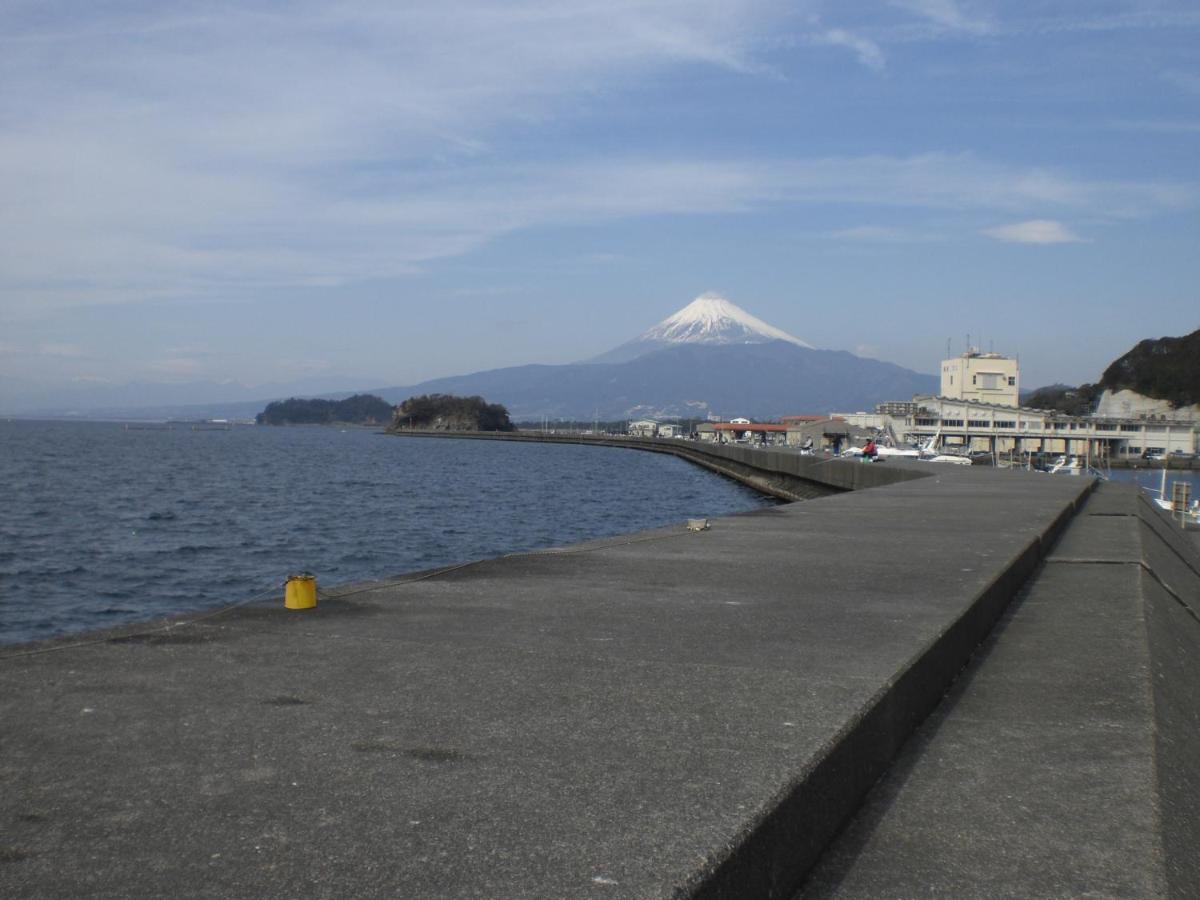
1107 118 1200 134
1 148 1189 315
815 29 886 70
982 219 1085 244
874 5 1200 44
827 225 936 242
37 342 86 358
1 1 1196 321
888 0 994 35
0 1 797 314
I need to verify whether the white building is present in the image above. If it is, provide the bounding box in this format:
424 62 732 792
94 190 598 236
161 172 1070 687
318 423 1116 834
898 396 1198 458
627 419 659 437
941 350 1019 407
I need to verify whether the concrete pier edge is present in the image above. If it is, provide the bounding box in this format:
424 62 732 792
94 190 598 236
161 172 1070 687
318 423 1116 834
3 433 1143 898
800 482 1200 897
693 515 1075 897
388 432 1095 897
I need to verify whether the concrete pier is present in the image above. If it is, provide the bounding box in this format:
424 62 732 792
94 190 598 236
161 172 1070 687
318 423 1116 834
2 441 1195 898
802 481 1200 897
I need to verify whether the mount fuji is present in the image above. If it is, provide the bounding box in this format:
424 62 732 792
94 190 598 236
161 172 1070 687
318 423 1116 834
369 294 937 421
588 293 813 364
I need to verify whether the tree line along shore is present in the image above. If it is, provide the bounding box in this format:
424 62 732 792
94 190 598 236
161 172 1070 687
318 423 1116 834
257 393 514 431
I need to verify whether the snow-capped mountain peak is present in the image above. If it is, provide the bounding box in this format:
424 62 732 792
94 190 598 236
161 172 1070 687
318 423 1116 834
637 293 813 349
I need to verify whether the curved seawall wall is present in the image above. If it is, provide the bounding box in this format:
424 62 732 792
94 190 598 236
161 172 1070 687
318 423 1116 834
386 430 929 500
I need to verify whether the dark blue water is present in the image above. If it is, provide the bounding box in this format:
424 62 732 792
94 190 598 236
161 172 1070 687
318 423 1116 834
1106 466 1200 501
1107 466 1199 489
0 421 773 644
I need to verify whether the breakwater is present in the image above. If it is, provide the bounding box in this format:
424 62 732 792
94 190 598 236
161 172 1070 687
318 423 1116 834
2 437 1196 898
387 430 928 500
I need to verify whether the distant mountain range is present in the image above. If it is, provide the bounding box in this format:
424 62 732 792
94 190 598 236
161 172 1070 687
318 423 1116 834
373 340 934 421
4 295 938 420
367 294 936 420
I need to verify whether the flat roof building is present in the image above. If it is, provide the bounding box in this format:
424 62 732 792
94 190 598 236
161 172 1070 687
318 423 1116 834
941 350 1019 408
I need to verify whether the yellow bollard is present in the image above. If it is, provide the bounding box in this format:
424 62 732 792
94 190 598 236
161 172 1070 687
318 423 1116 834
284 573 317 610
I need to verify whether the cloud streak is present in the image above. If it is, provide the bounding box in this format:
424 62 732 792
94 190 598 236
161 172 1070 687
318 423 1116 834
1 145 1190 315
887 0 994 35
1 1 1196 320
815 28 886 70
982 219 1085 244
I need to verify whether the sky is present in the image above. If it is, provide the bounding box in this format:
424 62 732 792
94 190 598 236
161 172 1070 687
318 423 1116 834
1 0 1198 407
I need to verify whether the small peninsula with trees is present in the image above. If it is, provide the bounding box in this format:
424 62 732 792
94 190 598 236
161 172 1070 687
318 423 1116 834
256 394 395 426
388 394 514 432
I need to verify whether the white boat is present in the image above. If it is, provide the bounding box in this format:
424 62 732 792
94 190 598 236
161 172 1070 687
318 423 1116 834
1045 456 1108 479
1145 466 1199 525
876 444 920 459
915 428 973 464
925 453 973 466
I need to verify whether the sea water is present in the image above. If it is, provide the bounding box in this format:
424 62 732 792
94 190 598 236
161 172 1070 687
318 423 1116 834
0 421 774 644
1106 465 1200 503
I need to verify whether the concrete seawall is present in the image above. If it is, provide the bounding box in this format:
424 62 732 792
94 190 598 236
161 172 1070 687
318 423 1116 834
2 438 1194 897
803 482 1200 897
385 431 927 500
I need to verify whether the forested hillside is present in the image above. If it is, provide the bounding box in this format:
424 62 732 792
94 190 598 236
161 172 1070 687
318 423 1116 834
388 394 514 432
256 394 394 425
1099 329 1200 408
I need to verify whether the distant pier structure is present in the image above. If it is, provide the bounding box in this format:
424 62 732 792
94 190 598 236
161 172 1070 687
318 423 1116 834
838 396 1198 460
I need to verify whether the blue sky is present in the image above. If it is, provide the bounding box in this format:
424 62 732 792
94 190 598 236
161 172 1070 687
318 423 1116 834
1 0 1197 405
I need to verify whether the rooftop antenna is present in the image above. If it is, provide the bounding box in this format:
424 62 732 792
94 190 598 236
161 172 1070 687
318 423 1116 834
946 337 951 359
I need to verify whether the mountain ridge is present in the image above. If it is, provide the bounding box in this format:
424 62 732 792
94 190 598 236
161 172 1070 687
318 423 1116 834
365 340 936 420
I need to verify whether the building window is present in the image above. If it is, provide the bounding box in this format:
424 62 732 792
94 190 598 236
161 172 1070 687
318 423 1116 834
1120 424 1140 432
995 421 1016 429
1008 377 1016 386
968 420 990 428
915 418 938 427
942 419 964 427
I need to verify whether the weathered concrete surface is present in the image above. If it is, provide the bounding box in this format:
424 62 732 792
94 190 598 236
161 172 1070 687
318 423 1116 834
0 457 1091 899
800 482 1200 898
